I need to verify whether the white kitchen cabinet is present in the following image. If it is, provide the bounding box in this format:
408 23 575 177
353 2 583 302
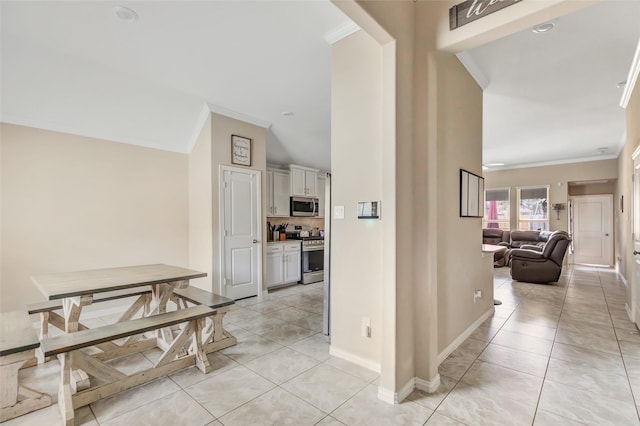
266 170 290 217
316 175 326 218
283 243 302 283
266 242 301 288
290 165 318 197
266 245 284 287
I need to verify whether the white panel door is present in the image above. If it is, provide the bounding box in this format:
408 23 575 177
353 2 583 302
572 195 613 266
222 167 261 300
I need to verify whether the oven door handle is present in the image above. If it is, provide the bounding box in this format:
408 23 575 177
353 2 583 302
303 246 324 252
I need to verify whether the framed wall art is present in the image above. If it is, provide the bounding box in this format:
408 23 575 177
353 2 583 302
460 169 484 218
231 135 252 166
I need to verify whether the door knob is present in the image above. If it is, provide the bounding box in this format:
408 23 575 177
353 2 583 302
605 233 609 236
253 239 259 244
634 250 640 256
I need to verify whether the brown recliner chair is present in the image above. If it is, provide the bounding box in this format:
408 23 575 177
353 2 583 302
510 230 571 284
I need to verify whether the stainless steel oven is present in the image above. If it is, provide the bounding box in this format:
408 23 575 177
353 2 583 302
301 238 324 284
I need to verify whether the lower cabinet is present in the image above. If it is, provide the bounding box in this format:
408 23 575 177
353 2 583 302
266 242 301 288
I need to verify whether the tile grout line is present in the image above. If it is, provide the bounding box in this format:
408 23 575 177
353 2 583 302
530 266 574 426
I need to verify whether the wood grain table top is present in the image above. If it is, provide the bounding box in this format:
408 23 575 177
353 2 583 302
482 244 508 254
31 264 207 300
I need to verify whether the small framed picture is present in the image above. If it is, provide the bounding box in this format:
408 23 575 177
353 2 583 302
231 135 252 166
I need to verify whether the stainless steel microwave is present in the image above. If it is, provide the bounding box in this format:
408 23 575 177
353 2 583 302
290 196 319 217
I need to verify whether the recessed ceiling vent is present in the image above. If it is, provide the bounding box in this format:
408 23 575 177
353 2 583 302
532 19 558 34
115 6 139 23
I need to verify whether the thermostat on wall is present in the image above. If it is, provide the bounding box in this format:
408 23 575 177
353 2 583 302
357 201 380 219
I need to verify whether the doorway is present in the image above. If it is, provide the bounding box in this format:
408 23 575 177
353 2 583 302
220 166 262 300
571 194 613 266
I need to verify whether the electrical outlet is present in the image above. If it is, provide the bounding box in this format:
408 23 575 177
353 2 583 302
362 317 371 338
474 290 483 303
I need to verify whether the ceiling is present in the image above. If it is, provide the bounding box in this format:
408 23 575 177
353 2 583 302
0 1 353 171
461 0 640 171
1 1 639 173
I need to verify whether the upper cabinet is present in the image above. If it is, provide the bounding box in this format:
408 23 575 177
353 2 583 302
290 165 318 197
266 170 290 217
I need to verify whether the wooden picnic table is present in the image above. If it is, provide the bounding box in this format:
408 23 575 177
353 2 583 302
31 264 207 343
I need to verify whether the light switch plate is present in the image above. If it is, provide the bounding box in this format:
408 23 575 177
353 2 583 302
334 205 345 219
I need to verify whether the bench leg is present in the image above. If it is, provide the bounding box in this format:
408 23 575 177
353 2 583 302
0 361 21 409
58 354 74 426
0 353 52 422
193 319 211 374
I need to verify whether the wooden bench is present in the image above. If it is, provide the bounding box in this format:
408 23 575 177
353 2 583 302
0 311 52 422
172 287 237 353
41 305 215 426
28 287 153 336
27 287 154 365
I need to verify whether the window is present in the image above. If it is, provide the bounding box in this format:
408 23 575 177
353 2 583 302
484 188 510 230
517 186 549 231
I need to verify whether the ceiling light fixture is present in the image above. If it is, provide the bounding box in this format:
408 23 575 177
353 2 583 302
114 6 139 23
597 147 608 154
282 111 294 116
532 19 557 34
617 81 627 89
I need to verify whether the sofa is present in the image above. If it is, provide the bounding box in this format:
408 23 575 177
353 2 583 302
482 228 510 267
509 230 552 249
510 230 571 283
482 228 559 267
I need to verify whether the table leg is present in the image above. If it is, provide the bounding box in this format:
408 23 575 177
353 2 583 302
61 296 93 333
151 281 187 346
61 296 93 392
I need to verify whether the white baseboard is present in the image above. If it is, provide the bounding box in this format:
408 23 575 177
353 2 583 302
626 303 636 323
620 271 628 286
377 373 441 405
415 374 441 393
329 346 381 373
438 307 493 364
378 377 415 404
377 386 397 404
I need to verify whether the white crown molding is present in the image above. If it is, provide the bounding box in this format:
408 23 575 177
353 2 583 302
185 104 213 154
207 103 271 129
324 21 361 45
456 51 489 90
484 154 620 172
620 36 640 109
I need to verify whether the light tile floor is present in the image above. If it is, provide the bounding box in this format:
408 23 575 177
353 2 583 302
7 265 640 425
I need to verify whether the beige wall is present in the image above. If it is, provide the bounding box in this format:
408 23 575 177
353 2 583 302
332 0 606 401
434 52 491 353
188 115 213 290
331 29 384 370
484 160 618 232
568 182 616 196
0 123 189 312
208 113 267 294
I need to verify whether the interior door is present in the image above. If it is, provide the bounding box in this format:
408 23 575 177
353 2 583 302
633 153 640 328
572 195 613 266
221 167 261 300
